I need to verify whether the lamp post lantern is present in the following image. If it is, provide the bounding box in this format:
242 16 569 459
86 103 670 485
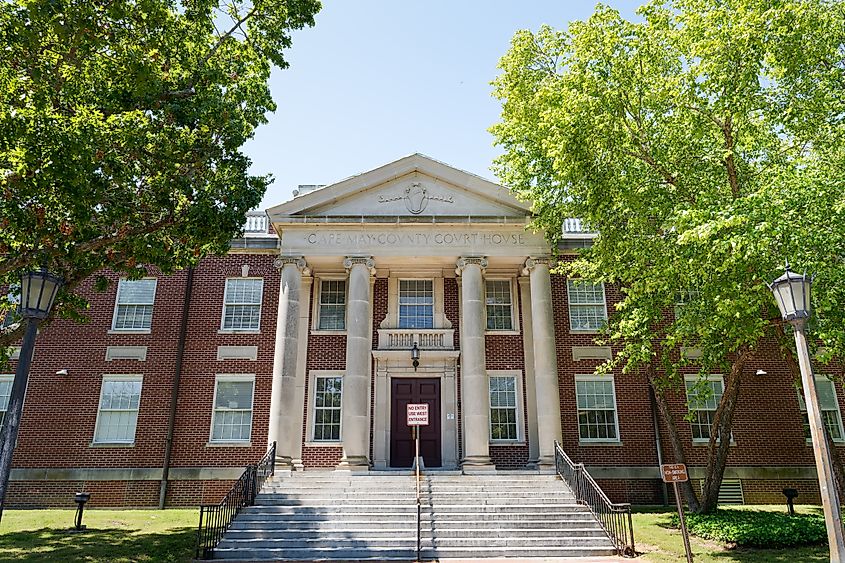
0 268 62 522
411 342 420 371
769 264 845 561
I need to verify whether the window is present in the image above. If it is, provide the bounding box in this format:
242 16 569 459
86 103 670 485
318 280 346 330
399 280 433 329
113 279 157 331
685 376 724 442
313 375 342 441
211 376 255 442
674 289 701 319
222 278 263 331
567 280 607 331
94 376 143 444
797 377 844 442
486 280 513 331
489 375 518 441
0 375 12 428
575 375 620 442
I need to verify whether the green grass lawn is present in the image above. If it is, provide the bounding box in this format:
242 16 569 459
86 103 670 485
0 509 198 562
634 505 829 562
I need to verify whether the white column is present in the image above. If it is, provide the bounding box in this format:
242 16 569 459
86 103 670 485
268 255 309 469
456 256 494 470
523 257 563 467
338 256 375 470
519 276 541 467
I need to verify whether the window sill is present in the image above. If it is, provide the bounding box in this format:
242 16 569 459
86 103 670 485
108 329 151 335
485 330 520 336
206 441 252 447
311 330 347 336
692 439 736 446
489 440 526 446
217 330 261 335
578 440 623 446
569 329 601 335
304 441 342 447
806 439 845 445
89 442 135 448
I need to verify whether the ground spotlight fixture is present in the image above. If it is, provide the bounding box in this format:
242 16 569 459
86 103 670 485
411 342 420 371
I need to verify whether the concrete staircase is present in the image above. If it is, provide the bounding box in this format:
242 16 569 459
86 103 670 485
213 472 617 560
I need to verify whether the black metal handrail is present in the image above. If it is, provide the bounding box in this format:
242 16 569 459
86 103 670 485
196 441 276 560
554 440 635 557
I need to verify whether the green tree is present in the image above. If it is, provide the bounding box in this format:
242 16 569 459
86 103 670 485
0 0 320 351
491 0 845 513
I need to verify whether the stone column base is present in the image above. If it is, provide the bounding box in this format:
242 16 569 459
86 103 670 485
336 456 370 472
461 456 497 474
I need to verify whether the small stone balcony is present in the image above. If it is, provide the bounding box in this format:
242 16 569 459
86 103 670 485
377 328 455 350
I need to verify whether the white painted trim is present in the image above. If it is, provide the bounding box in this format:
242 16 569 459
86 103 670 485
209 374 256 444
487 369 525 444
797 376 845 443
574 374 621 444
306 370 345 444
484 277 519 334
311 275 348 333
566 280 607 333
111 278 158 332
220 277 264 332
92 374 144 445
684 374 725 444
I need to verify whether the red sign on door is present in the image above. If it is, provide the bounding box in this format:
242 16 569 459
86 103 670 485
406 403 429 426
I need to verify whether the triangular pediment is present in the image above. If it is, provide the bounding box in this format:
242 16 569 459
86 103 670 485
267 154 531 221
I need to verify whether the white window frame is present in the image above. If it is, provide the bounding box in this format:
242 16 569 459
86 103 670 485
312 277 348 333
385 273 447 329
111 278 157 333
92 374 143 445
209 374 256 445
398 278 435 329
575 374 621 443
797 376 845 443
219 277 264 332
685 374 724 444
487 370 524 444
567 280 607 333
0 374 12 429
485 278 518 333
306 370 344 444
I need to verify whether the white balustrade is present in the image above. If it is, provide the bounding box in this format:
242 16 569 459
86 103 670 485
377 328 454 350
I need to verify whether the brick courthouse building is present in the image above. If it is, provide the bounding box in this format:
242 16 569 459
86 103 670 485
3 154 839 507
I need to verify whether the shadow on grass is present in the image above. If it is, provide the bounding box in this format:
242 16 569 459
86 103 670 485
0 526 196 563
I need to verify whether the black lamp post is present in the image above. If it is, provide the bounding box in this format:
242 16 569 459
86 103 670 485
0 268 62 522
411 342 420 371
768 263 845 560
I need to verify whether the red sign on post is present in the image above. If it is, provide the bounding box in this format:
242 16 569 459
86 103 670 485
406 403 429 426
661 463 689 483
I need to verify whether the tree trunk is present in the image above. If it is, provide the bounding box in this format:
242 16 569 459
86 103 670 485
648 369 700 512
699 348 750 514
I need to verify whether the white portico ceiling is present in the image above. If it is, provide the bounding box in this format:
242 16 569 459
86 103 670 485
266 153 532 220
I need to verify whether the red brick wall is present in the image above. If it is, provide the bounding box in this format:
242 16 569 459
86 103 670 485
444 277 463 462
301 275 347 468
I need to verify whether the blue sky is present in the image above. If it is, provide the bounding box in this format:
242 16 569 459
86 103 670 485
247 1 641 208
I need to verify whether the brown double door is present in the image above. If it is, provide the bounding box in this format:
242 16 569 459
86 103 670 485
390 378 442 468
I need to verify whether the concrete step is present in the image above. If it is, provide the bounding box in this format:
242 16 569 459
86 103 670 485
255 495 573 506
224 527 607 539
212 546 617 560
218 536 614 549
